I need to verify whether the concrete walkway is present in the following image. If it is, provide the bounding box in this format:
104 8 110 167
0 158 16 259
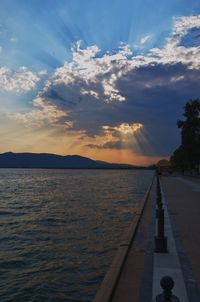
93 176 200 302
161 176 200 301
152 181 188 301
111 179 155 302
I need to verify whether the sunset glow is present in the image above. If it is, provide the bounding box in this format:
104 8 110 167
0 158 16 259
114 123 143 135
0 1 200 165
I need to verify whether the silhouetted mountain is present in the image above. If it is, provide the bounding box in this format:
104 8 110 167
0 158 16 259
0 152 147 169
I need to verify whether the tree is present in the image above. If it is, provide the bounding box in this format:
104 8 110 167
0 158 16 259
171 99 200 171
170 145 189 172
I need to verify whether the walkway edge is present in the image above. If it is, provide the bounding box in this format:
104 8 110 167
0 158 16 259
152 180 189 302
93 175 155 302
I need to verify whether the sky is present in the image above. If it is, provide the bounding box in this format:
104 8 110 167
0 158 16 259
0 0 200 165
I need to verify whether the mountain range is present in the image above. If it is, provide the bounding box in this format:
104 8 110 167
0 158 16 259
0 152 149 169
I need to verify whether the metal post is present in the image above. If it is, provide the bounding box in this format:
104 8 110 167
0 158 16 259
156 175 162 218
156 276 180 301
156 173 162 209
154 175 168 253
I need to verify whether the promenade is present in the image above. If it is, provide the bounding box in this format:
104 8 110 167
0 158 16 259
161 175 200 301
93 175 200 302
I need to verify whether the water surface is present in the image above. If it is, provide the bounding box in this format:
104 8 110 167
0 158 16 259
0 169 153 302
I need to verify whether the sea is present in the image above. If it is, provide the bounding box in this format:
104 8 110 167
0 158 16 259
0 169 154 302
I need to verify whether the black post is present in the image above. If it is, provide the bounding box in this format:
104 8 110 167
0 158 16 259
156 276 180 302
157 175 162 208
154 174 168 253
156 173 162 217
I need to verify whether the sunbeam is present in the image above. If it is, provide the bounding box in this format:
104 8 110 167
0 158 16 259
0 0 200 164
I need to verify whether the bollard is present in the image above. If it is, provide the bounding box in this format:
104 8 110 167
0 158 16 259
156 276 180 302
154 213 168 253
156 175 163 209
154 176 168 253
156 180 162 218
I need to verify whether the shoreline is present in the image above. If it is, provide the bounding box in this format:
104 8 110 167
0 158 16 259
93 175 155 302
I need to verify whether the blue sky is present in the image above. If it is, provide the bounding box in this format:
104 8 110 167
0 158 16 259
0 0 200 164
0 0 198 69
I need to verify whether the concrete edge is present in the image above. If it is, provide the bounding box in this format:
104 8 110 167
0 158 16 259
152 184 189 302
160 176 200 301
93 175 155 302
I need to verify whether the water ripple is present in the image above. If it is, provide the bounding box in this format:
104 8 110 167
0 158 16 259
0 169 153 302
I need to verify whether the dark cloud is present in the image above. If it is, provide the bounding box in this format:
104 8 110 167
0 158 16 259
31 62 200 156
11 15 200 157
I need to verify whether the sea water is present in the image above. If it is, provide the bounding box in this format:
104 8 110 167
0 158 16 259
0 169 153 302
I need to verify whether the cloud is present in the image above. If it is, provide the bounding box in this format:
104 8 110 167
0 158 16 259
47 41 131 103
104 123 143 134
0 66 40 92
140 35 152 45
173 15 200 36
9 96 67 127
146 15 200 69
8 15 200 157
86 122 144 151
38 69 48 76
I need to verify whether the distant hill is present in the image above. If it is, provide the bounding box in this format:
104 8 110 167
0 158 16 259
0 152 148 169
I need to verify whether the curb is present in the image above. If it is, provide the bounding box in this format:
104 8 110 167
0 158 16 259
93 176 155 302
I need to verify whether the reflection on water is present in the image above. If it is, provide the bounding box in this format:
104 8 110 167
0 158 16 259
0 169 153 302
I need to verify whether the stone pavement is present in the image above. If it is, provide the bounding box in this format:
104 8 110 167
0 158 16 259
93 175 200 302
111 178 155 302
160 175 200 301
152 178 189 301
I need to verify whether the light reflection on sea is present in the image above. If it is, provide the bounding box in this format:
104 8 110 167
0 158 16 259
0 169 153 302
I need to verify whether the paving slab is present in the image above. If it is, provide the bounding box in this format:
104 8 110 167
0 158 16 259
93 175 200 302
111 180 155 302
161 176 200 301
152 189 188 302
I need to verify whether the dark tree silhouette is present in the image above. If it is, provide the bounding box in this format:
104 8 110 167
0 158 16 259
171 99 200 172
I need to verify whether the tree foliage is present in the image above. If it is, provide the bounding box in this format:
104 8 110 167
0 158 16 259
170 99 200 171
